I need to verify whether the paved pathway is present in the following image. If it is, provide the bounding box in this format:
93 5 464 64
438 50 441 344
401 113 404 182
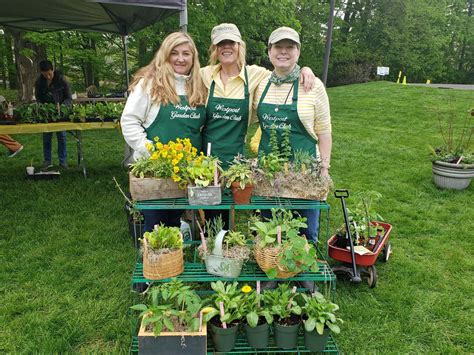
407 83 474 90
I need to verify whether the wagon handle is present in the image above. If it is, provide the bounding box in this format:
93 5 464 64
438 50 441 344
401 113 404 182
334 188 361 283
334 189 349 198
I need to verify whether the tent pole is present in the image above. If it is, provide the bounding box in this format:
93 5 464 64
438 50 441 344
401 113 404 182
322 0 335 86
122 34 130 90
179 0 188 33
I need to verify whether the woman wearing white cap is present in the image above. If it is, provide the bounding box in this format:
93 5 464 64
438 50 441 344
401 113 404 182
201 23 315 228
253 26 332 245
121 32 207 232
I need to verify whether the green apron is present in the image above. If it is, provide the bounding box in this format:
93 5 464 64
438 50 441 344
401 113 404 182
203 68 249 168
257 79 318 158
146 95 206 150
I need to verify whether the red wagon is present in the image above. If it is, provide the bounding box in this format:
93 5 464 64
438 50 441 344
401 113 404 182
330 190 393 288
328 221 392 288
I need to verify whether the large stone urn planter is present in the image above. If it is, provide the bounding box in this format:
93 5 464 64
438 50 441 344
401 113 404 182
432 161 474 190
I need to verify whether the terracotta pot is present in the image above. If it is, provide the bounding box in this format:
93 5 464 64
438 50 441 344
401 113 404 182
230 182 253 204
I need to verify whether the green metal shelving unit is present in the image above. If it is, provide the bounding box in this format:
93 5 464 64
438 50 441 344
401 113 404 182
130 195 340 354
131 333 339 354
131 260 336 287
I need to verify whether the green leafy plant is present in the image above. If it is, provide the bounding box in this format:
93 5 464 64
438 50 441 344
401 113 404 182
203 281 245 326
250 209 307 249
240 285 273 328
429 107 473 164
223 155 255 189
250 209 319 278
263 283 301 322
143 223 183 250
300 292 343 335
337 191 384 245
130 279 202 335
184 155 221 187
203 215 224 252
224 230 246 249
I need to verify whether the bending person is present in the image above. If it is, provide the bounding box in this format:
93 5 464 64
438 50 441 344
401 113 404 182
121 32 207 232
35 60 71 170
0 135 23 157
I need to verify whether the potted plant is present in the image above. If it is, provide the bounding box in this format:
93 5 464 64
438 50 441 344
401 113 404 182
251 209 319 279
129 137 198 200
300 292 343 352
199 217 250 278
240 284 273 349
263 283 302 349
334 190 384 249
203 281 245 352
141 223 184 280
223 155 256 204
430 108 473 190
184 155 222 206
253 126 332 200
131 279 207 354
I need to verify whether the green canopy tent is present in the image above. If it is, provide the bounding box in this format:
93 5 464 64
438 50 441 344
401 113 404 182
0 0 188 86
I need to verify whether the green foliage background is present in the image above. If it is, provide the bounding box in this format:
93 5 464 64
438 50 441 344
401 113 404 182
0 0 472 94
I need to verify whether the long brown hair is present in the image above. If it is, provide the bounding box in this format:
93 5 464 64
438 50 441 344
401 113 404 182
129 32 206 107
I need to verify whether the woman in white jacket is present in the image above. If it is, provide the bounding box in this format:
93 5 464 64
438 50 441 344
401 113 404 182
121 32 207 231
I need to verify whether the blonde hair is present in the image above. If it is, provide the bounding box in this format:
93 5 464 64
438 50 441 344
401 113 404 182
129 32 207 107
207 41 247 71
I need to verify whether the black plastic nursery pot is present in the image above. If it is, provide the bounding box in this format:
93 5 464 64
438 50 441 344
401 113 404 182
209 322 239 352
274 320 301 349
304 327 331 352
244 322 270 349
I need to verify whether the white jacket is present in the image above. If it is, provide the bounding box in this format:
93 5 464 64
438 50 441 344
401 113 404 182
121 74 189 162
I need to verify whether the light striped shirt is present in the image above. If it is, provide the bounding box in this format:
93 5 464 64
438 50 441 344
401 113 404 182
201 64 270 120
252 76 331 139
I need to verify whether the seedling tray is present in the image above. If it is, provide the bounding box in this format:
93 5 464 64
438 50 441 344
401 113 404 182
26 171 61 180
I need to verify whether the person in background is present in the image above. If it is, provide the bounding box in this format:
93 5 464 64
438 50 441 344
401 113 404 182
35 60 72 170
253 27 332 292
0 135 23 157
121 32 207 232
201 23 316 229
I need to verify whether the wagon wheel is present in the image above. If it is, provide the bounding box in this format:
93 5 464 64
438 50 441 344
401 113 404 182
382 242 392 262
366 265 377 288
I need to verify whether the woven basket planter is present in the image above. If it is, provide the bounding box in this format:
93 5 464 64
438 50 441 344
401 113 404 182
142 238 184 280
129 172 185 201
254 244 300 279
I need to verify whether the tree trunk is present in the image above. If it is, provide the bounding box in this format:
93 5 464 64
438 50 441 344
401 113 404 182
10 29 46 102
0 33 6 89
138 36 148 68
4 31 17 90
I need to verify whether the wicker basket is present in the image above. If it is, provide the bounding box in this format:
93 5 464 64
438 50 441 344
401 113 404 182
142 238 184 280
254 244 300 279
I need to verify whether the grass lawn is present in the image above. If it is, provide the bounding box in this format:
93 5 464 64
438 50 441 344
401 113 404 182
1 82 473 353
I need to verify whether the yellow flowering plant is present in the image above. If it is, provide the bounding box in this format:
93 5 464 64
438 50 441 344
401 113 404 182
240 285 274 328
130 137 198 188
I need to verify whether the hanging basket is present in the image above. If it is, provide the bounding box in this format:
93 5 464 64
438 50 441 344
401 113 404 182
142 238 184 280
254 244 300 279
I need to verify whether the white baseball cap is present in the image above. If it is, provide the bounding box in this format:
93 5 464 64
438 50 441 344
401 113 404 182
211 23 242 45
268 26 300 45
